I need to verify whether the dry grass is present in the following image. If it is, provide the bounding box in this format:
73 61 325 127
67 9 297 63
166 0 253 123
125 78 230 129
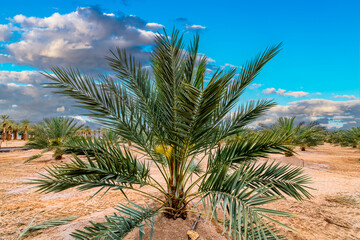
325 194 359 207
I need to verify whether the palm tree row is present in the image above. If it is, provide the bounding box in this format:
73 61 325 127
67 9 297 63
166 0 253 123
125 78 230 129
325 127 360 148
1 115 31 141
261 117 325 156
27 29 313 239
76 126 109 138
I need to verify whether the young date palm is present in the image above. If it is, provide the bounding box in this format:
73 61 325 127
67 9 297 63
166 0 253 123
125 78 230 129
263 117 325 155
293 122 325 151
343 127 360 148
25 117 82 162
261 117 297 157
31 30 312 239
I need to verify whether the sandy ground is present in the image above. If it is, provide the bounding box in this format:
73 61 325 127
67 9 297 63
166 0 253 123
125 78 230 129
1 141 360 240
0 140 27 148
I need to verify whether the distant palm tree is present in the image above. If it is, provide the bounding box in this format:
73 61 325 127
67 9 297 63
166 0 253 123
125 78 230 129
325 130 344 145
293 122 325 151
12 122 20 140
1 115 9 141
6 120 14 141
344 127 360 148
263 117 325 155
261 117 296 156
84 126 92 137
31 29 311 239
20 120 30 140
24 117 82 162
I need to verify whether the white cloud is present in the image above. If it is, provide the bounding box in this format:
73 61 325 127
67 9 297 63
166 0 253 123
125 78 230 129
205 68 214 74
56 106 65 112
145 22 164 30
0 7 159 70
251 99 360 129
103 13 115 17
0 70 83 122
333 94 356 99
207 57 216 63
0 8 161 125
263 88 309 98
0 71 44 85
7 83 19 87
224 63 235 68
0 24 11 42
249 83 263 89
263 88 278 94
70 115 86 124
319 123 342 129
186 24 206 30
285 91 309 98
333 116 353 119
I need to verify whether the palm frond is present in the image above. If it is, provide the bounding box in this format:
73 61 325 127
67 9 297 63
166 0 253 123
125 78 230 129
237 161 312 201
214 43 282 124
42 68 152 153
24 154 43 163
200 164 292 239
28 143 150 195
63 132 119 157
17 216 78 239
105 48 161 148
71 201 160 240
209 130 293 167
218 99 276 141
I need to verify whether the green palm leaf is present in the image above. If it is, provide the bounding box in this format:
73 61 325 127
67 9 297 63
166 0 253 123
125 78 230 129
71 201 161 240
200 164 292 239
29 143 150 196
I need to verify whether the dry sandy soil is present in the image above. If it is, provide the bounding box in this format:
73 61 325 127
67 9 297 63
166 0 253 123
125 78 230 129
1 141 360 240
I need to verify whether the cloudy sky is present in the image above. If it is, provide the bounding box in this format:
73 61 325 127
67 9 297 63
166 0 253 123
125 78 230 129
0 0 359 129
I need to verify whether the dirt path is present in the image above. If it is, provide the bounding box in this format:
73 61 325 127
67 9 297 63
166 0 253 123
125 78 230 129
264 144 360 239
1 142 360 239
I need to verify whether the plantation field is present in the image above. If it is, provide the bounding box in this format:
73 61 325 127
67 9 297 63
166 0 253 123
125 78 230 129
1 141 360 240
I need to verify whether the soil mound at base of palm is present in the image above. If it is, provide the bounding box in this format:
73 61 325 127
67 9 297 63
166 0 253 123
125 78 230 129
125 213 226 240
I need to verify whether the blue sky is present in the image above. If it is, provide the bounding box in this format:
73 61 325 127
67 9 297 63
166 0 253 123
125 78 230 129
0 0 359 129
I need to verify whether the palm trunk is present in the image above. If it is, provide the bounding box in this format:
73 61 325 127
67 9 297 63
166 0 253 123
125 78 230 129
1 123 6 140
23 126 28 140
163 148 187 220
6 127 12 141
164 184 187 219
13 129 18 140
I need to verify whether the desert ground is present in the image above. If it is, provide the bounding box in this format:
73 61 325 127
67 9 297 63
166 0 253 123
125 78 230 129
1 141 360 240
